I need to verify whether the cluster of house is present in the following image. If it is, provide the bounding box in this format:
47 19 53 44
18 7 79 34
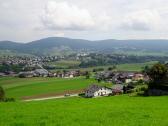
0 56 67 77
18 69 81 78
85 82 138 97
0 71 17 77
85 71 148 98
96 71 147 84
0 56 41 66
0 56 63 66
19 69 49 78
53 71 81 78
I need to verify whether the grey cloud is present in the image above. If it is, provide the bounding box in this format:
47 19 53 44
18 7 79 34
120 9 161 31
121 22 151 31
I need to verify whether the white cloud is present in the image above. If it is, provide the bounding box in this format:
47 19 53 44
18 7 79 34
41 1 95 31
1 0 168 41
120 10 161 31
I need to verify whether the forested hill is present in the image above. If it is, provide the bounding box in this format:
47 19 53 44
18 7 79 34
1 37 168 56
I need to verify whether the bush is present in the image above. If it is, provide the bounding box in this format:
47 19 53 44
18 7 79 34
0 98 15 102
146 63 168 88
125 85 148 95
137 91 146 96
78 93 85 97
0 86 5 100
92 68 104 72
0 86 15 102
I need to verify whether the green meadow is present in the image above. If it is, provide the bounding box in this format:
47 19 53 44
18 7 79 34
76 61 157 72
0 96 168 126
0 77 110 99
49 60 81 69
116 61 157 71
50 61 157 72
0 61 167 126
0 61 157 99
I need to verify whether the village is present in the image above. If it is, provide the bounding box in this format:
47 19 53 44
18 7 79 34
0 52 91 77
0 58 148 98
0 55 150 99
85 71 147 97
18 68 147 98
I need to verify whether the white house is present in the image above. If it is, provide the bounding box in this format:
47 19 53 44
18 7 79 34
85 85 112 97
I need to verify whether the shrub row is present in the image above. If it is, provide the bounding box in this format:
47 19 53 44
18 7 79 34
0 98 15 102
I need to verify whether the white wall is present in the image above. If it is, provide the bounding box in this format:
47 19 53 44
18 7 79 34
85 88 112 97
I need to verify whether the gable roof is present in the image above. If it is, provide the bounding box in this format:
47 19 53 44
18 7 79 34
86 84 112 92
34 69 48 75
86 84 103 92
112 84 124 90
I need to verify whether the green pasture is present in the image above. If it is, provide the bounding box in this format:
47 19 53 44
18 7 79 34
49 60 81 69
116 61 157 71
0 96 168 126
76 61 157 72
0 77 110 99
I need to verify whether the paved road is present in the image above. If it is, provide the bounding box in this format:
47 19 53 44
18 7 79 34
23 94 78 102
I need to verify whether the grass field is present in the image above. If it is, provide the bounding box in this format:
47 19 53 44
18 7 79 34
116 61 157 71
49 60 81 69
74 61 157 72
0 96 168 126
49 60 157 72
116 51 168 56
0 77 110 100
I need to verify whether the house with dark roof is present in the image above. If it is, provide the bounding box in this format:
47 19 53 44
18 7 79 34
112 84 124 95
18 71 34 78
85 84 112 97
34 69 49 77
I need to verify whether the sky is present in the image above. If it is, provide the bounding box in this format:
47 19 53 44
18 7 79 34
0 0 168 42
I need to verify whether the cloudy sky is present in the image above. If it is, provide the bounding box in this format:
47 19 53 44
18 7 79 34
0 0 168 42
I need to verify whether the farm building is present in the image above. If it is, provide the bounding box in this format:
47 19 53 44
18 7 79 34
133 73 144 81
34 69 49 77
112 84 124 95
18 71 34 78
85 84 112 97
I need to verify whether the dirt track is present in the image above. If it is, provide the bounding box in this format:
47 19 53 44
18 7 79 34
22 89 84 101
23 94 78 101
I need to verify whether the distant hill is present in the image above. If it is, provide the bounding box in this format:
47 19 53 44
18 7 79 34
1 37 168 56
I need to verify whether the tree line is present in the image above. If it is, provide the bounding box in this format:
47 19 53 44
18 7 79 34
79 53 168 67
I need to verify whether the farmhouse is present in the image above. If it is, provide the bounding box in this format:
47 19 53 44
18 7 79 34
34 69 49 77
133 73 144 81
58 70 80 78
18 71 34 78
85 84 112 97
112 84 124 95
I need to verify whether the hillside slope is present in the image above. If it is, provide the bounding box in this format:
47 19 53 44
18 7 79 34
1 37 168 56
